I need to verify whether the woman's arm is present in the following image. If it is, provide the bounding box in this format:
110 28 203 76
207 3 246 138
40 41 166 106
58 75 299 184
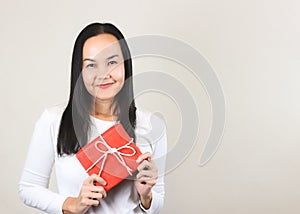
140 133 167 213
18 109 67 214
136 113 168 214
62 174 107 214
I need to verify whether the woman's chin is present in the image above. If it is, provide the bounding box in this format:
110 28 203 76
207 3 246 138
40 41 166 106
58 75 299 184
94 95 115 102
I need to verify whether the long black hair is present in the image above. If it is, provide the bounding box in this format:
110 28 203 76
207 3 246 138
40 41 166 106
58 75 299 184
57 23 136 155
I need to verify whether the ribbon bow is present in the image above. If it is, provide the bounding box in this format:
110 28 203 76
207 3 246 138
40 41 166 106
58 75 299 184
85 135 136 177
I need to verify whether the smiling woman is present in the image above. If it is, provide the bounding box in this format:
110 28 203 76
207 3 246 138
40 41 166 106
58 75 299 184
18 23 167 214
82 34 125 103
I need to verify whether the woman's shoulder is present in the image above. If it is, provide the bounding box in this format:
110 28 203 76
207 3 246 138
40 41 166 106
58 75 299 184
135 107 166 136
37 102 67 124
135 108 167 154
44 102 67 115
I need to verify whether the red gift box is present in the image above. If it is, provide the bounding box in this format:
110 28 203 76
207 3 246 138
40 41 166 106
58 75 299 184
76 123 142 191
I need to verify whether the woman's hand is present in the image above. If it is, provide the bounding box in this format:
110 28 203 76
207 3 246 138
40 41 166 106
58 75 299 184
62 174 107 214
134 152 158 209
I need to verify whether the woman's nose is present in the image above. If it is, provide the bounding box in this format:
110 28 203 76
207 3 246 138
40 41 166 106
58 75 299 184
95 67 111 79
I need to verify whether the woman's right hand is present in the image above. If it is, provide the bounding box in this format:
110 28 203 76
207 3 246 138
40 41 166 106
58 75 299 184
62 174 107 214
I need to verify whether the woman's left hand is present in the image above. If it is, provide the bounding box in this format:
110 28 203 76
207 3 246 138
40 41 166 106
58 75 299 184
134 152 158 209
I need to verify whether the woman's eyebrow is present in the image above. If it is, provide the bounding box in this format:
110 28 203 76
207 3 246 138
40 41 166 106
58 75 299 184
83 54 119 62
83 58 96 62
107 54 119 60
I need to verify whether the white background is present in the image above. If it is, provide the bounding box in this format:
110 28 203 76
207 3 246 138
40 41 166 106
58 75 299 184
1 0 300 213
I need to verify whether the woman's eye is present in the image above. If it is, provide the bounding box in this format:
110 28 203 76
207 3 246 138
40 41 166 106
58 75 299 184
108 61 117 65
86 63 96 68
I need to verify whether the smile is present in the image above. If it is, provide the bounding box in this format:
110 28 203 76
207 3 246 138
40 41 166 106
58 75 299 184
97 82 114 89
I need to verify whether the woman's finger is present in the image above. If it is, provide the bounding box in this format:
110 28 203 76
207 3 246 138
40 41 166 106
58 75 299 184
136 169 157 180
84 174 107 186
88 192 105 200
137 160 153 172
136 176 157 187
82 197 100 206
136 152 152 163
87 186 107 198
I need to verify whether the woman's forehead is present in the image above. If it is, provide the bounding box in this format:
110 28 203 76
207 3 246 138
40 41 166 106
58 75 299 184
82 34 122 60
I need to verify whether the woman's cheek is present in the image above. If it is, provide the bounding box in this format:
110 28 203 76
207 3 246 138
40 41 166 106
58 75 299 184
82 72 95 93
114 66 125 82
83 71 94 84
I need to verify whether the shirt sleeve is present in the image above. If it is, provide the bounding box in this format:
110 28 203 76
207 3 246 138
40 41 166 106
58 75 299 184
138 114 168 213
18 109 67 214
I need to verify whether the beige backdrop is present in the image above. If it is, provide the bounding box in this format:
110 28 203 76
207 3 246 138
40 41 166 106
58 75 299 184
1 0 300 213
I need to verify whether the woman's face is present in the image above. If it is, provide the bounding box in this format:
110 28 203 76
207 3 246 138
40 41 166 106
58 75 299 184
82 34 125 102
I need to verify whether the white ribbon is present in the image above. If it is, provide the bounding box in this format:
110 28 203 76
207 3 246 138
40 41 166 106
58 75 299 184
85 135 136 177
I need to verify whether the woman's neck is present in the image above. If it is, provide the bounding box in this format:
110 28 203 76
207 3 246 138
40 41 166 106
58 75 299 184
93 99 116 121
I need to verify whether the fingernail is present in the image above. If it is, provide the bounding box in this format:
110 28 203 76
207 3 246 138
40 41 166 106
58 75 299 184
136 158 141 163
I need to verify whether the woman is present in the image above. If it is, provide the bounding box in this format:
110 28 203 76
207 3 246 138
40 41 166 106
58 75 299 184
19 23 167 214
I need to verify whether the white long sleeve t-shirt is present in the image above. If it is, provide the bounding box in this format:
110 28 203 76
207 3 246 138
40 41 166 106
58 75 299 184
19 104 167 214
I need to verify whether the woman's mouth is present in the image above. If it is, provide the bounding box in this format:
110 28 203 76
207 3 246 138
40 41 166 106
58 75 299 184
97 82 114 89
